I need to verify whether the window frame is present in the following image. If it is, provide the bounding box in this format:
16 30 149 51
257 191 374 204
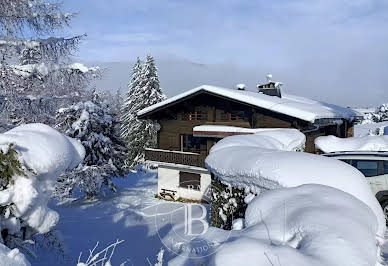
179 171 201 191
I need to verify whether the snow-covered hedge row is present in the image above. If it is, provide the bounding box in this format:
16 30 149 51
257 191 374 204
315 135 388 153
206 131 385 238
168 129 387 266
208 129 306 229
206 185 381 266
0 123 85 265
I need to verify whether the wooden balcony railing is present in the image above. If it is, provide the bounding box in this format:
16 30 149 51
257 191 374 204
145 148 207 168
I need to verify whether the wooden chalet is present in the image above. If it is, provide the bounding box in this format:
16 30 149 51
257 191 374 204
138 82 361 201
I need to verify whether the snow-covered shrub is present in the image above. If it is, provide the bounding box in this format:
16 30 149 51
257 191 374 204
120 55 166 169
206 131 385 237
360 103 388 126
315 135 388 153
55 96 127 199
209 129 305 229
375 103 388 122
210 178 246 230
168 129 386 265
205 185 381 266
0 123 84 265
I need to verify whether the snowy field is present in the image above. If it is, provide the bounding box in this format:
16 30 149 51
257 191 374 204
34 170 213 266
26 168 388 266
34 171 163 265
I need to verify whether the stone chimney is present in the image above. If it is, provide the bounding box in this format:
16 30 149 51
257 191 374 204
257 74 282 97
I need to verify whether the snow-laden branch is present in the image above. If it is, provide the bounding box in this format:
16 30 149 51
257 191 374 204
77 240 126 266
0 0 75 36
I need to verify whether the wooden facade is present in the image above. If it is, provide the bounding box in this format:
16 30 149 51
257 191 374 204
140 91 355 164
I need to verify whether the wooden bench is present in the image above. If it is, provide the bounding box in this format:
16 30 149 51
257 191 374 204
160 188 177 200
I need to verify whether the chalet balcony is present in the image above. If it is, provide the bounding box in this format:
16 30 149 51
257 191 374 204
145 148 207 168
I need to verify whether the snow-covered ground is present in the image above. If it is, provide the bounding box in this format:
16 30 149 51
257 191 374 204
34 170 211 266
18 167 388 266
33 171 160 265
11 126 387 266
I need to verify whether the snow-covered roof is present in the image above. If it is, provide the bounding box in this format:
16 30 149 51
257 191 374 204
138 85 360 123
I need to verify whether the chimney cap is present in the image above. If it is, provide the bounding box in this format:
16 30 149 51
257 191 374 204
236 83 246 90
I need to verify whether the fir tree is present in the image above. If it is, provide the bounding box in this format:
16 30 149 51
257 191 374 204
54 92 127 199
0 0 100 131
121 55 166 169
120 57 142 141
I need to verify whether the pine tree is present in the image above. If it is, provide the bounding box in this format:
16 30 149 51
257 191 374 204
120 57 142 141
54 92 127 199
121 55 166 169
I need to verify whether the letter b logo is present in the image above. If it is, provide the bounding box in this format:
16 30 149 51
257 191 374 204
184 204 209 236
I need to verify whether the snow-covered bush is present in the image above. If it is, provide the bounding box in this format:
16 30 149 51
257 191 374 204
120 56 166 169
210 179 246 230
168 129 385 266
315 135 388 153
55 96 127 199
375 103 388 122
360 103 388 126
209 129 306 229
0 123 84 265
205 185 381 266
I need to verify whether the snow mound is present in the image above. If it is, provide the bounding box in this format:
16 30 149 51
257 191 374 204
210 185 380 266
0 245 29 266
209 129 306 154
205 132 385 241
0 124 85 266
315 135 388 153
0 123 85 178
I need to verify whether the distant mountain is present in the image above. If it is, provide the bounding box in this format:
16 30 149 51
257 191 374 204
87 56 387 107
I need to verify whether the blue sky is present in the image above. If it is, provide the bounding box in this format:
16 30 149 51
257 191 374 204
61 0 388 106
63 0 388 64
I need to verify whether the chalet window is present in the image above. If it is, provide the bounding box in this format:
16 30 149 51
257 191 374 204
231 111 245 121
220 111 246 121
181 111 208 121
181 134 207 153
179 171 201 190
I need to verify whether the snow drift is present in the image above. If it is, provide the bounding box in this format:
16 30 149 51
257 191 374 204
184 129 387 266
315 135 388 153
209 185 380 266
0 123 85 265
208 128 306 154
